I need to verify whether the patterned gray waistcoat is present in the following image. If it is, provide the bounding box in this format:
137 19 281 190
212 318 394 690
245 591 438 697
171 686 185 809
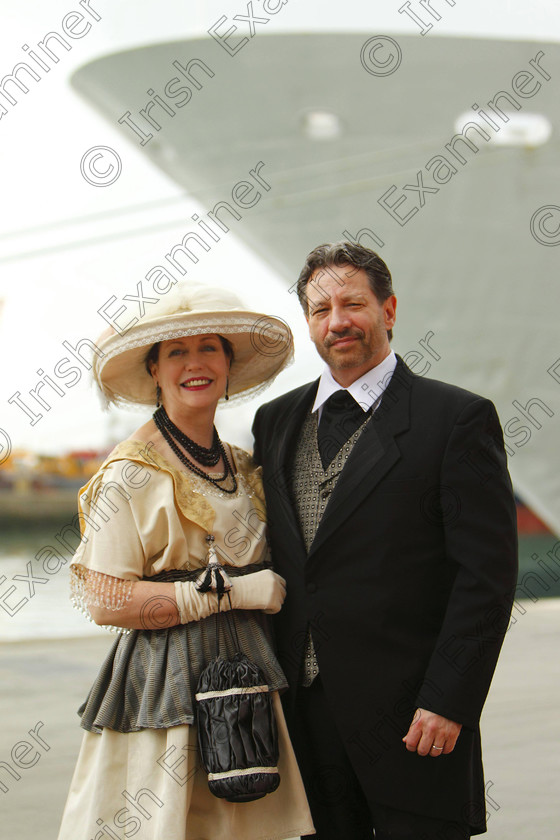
290 407 372 685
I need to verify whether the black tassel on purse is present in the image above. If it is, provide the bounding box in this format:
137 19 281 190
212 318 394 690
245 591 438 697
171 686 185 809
194 538 280 803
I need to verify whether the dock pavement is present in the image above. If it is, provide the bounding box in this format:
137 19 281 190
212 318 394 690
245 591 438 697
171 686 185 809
1 599 559 839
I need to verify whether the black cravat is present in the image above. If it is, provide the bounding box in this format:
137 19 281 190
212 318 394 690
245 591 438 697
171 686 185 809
317 390 367 469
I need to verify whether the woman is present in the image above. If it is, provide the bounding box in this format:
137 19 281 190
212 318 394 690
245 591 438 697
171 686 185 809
58 283 314 840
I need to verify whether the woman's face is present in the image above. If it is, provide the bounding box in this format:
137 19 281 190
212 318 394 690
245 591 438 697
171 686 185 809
150 334 230 417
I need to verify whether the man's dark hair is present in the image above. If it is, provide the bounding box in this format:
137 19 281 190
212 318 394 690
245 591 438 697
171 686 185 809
296 241 395 340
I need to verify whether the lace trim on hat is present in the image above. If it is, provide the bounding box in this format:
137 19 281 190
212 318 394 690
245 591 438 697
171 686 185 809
102 318 291 357
70 565 134 634
217 356 294 409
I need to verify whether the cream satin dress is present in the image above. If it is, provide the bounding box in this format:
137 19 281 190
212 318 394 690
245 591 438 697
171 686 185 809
57 440 314 840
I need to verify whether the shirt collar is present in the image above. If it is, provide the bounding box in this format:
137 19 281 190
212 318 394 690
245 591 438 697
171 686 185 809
312 350 398 416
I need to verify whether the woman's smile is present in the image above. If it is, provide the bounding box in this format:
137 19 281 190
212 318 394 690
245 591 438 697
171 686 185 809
181 377 213 390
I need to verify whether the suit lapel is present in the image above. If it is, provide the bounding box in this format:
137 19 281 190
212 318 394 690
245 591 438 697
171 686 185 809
308 358 413 557
267 381 318 556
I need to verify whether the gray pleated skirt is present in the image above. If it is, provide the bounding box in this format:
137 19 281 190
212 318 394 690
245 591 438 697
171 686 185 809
78 606 288 733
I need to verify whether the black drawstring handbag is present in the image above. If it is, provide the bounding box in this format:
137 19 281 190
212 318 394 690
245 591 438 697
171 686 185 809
194 550 281 803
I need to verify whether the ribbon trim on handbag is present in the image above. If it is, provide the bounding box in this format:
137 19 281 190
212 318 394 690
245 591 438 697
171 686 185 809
208 767 279 781
195 685 269 701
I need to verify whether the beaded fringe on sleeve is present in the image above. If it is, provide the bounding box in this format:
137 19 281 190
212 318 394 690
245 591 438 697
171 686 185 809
70 565 134 626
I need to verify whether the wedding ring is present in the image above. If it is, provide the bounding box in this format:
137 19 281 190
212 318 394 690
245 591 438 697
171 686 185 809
431 745 444 751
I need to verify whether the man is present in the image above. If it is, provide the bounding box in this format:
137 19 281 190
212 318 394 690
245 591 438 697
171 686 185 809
252 242 518 840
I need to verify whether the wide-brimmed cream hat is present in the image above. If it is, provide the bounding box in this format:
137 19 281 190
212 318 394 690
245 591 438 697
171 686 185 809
93 282 293 407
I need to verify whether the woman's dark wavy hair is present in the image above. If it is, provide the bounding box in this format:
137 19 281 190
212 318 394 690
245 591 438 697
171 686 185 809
296 241 395 340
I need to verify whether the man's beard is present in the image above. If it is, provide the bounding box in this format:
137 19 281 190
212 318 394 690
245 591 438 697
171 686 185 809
316 328 373 370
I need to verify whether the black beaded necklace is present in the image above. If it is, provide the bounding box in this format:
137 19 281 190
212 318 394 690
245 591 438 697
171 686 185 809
154 405 220 465
153 405 238 494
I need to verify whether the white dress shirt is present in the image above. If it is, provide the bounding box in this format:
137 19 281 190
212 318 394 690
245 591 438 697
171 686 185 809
312 350 398 421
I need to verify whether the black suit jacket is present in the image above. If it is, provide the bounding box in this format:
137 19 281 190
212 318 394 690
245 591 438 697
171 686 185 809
252 356 518 832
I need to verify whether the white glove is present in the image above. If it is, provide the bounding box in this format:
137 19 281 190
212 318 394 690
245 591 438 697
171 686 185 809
174 570 287 624
229 570 287 614
174 581 224 624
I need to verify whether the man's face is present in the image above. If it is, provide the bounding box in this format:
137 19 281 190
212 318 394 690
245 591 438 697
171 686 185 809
305 264 397 387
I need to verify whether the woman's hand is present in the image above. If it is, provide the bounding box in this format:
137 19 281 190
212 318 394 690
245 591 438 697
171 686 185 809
229 570 287 613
